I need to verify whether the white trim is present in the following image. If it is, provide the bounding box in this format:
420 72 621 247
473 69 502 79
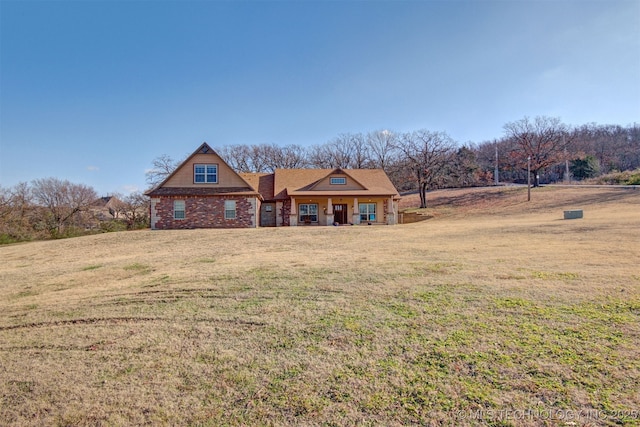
194 164 218 183
174 200 186 220
224 199 236 219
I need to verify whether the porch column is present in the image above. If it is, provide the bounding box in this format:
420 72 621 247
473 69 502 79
352 197 360 225
325 198 334 226
289 197 298 226
276 201 283 226
150 198 159 229
387 197 396 225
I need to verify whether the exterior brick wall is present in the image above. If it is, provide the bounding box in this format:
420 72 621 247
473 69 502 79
383 199 388 223
153 196 255 229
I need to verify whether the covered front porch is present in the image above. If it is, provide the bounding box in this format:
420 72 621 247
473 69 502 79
288 196 397 226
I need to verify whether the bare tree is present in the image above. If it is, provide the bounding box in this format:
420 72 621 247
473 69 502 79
348 133 371 168
278 144 309 169
326 135 356 168
145 154 180 189
308 134 370 169
118 192 150 229
397 130 457 208
623 123 640 171
218 143 309 173
307 144 335 169
0 183 30 222
217 145 253 172
0 185 22 240
262 144 309 171
247 145 270 173
503 116 573 187
367 130 399 171
0 186 10 222
0 183 47 241
31 178 97 236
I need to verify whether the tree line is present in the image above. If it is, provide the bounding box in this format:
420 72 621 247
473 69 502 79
479 120 640 186
0 178 148 243
147 116 640 207
2 116 638 243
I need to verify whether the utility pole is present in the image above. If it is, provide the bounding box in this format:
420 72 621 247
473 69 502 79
527 156 531 201
563 135 570 183
494 142 499 186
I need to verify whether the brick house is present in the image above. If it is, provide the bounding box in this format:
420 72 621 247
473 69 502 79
146 142 400 229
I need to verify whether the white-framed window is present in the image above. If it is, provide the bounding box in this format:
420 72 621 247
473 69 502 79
174 200 185 220
224 200 236 219
330 177 346 185
299 203 318 223
359 203 376 222
194 164 218 183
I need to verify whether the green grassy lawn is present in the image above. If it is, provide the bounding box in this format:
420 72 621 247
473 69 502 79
1 186 639 426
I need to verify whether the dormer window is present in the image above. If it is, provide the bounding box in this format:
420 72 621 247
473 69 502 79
330 177 346 185
194 164 218 183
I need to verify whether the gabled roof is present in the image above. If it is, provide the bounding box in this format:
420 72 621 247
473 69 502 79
273 169 331 199
273 169 329 199
92 196 122 208
272 168 400 200
306 168 368 191
144 143 399 201
145 142 260 198
340 169 400 196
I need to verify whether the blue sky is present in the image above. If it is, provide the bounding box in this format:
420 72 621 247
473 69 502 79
1 0 638 195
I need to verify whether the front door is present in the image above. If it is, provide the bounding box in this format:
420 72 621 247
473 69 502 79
334 204 348 224
260 203 276 227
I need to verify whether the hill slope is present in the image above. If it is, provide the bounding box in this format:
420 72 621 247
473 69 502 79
400 185 639 217
1 186 639 426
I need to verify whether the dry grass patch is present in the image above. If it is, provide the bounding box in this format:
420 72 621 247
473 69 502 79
1 186 639 426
